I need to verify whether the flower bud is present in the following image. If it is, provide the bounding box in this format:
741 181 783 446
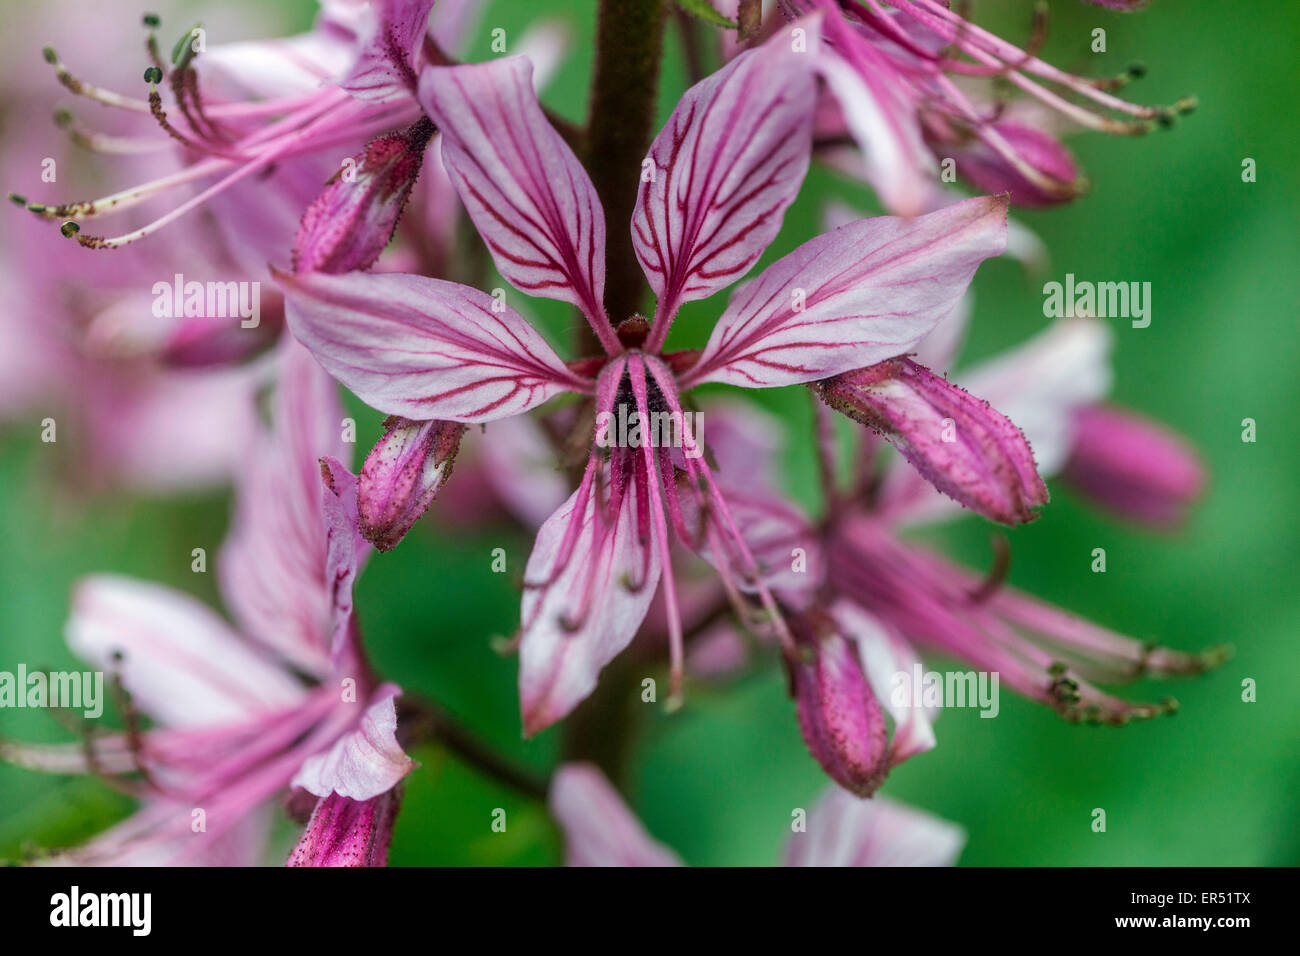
946 122 1082 208
358 417 465 551
293 117 435 274
786 608 889 797
815 357 1049 525
1063 404 1205 525
287 790 402 867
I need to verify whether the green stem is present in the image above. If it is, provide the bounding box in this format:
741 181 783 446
585 0 669 330
560 654 644 785
399 695 549 801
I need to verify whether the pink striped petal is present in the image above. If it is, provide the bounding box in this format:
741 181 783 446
550 764 683 867
67 576 305 729
785 788 965 867
277 268 588 422
292 687 415 801
634 19 819 335
287 789 402 867
683 195 1007 389
340 0 435 102
518 465 661 737
418 58 609 331
219 342 347 676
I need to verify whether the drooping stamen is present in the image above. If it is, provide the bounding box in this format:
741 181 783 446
145 68 224 155
143 13 167 75
829 518 1223 725
62 93 411 248
53 107 172 155
21 38 421 245
643 357 797 656
628 355 687 706
811 392 842 512
40 45 152 112
965 532 1011 605
898 0 1193 126
107 665 163 794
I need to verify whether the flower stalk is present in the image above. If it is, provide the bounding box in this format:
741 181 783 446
586 0 669 329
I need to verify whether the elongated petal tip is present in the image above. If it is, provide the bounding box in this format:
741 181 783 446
418 57 608 330
550 764 683 866
787 609 890 797
517 463 663 737
293 118 435 274
785 788 966 867
359 417 466 551
817 357 1049 526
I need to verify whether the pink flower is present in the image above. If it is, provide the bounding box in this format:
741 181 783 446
12 2 444 255
782 0 1192 213
278 21 1010 735
550 763 965 867
699 316 1222 762
0 342 414 865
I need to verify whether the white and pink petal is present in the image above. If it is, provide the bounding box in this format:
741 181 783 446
683 196 1008 389
278 268 588 422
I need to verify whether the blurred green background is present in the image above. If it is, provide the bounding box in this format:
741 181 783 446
2 0 1297 865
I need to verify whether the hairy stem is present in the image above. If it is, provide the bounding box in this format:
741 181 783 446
586 0 668 328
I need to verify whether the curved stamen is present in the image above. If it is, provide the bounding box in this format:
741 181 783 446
41 45 152 112
628 356 686 706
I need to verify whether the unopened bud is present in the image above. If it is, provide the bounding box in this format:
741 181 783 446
293 118 436 274
359 416 466 552
786 608 889 797
815 357 1048 525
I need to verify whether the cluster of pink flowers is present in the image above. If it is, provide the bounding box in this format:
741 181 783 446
1 0 1218 866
